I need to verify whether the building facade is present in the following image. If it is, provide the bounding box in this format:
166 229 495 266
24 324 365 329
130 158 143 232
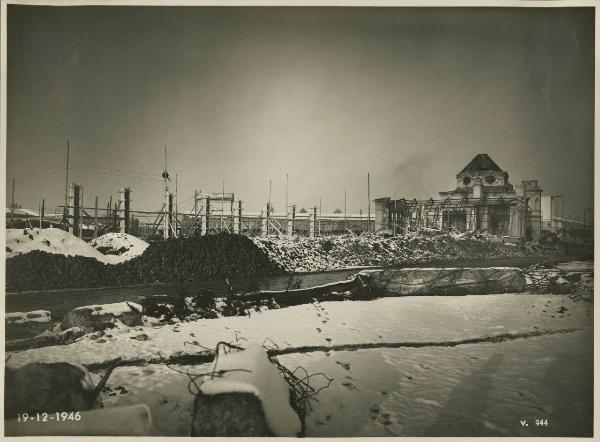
374 154 543 241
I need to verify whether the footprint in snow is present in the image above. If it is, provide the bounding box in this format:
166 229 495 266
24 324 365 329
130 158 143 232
335 361 351 370
316 328 322 333
342 380 357 391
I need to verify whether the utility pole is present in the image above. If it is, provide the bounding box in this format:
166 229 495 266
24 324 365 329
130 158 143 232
175 174 179 235
367 172 371 233
63 139 70 229
285 174 289 234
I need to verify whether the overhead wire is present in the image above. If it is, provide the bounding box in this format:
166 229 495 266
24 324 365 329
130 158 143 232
69 166 164 182
70 161 162 178
14 164 65 181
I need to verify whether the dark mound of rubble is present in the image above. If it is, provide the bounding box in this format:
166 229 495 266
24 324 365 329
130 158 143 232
6 251 112 292
119 233 283 284
6 233 284 292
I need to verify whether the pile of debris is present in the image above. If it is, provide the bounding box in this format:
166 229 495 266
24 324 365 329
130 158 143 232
118 233 283 284
6 233 284 292
253 232 525 272
524 264 594 303
90 233 149 261
6 251 113 292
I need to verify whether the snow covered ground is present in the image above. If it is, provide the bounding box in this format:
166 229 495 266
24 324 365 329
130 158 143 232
90 233 149 262
7 294 592 369
101 329 592 437
5 228 147 265
5 292 593 437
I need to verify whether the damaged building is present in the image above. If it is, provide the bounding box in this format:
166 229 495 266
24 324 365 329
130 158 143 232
374 154 543 242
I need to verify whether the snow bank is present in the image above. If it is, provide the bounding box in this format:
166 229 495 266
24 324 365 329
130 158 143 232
199 343 301 437
6 310 51 325
90 233 149 262
5 228 121 265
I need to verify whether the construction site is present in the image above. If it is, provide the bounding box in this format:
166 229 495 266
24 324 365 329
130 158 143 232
6 151 592 254
4 4 594 437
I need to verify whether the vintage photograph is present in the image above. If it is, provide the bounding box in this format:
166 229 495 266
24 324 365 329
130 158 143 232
3 3 595 437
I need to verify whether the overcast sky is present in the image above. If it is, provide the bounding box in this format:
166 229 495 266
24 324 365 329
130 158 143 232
6 6 594 217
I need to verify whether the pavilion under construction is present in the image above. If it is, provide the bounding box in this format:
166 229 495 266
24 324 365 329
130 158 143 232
374 154 543 242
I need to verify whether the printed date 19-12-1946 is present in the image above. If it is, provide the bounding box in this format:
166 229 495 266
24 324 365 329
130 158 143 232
17 412 82 423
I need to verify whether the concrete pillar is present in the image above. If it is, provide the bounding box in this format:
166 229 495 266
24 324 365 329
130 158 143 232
124 188 131 234
119 187 126 234
230 200 234 234
167 193 174 238
68 184 74 236
266 203 271 236
74 185 81 237
234 200 242 234
93 197 98 238
287 208 293 238
286 205 295 237
309 207 316 238
261 217 268 237
206 197 211 235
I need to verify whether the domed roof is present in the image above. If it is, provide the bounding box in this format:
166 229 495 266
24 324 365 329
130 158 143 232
458 153 503 176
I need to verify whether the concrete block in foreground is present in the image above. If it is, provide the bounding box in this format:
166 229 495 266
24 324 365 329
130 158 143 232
191 392 273 436
361 267 526 295
191 343 301 437
61 301 143 331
